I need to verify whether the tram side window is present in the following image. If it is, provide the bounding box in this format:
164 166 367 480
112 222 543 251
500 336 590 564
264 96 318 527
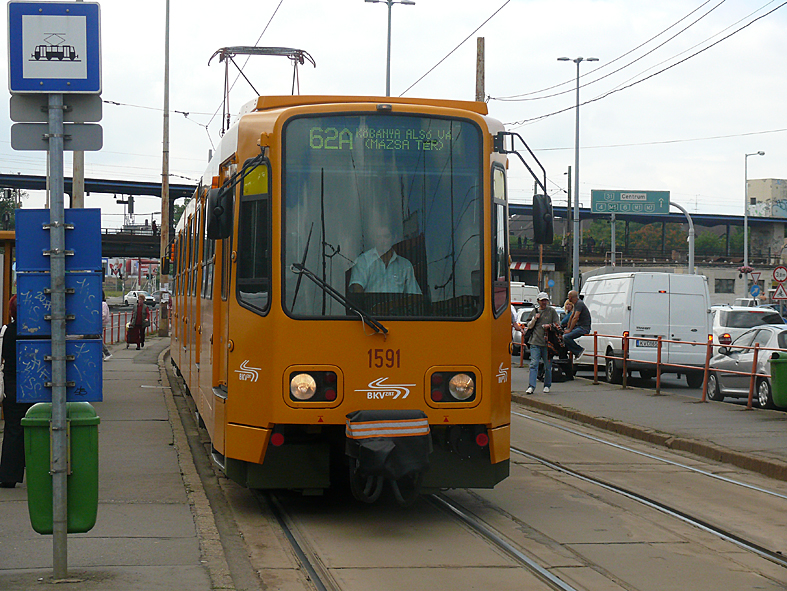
237 163 271 313
491 165 508 315
202 203 215 300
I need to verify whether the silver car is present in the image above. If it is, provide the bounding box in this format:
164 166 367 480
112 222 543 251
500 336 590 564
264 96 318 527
708 325 787 409
711 305 783 347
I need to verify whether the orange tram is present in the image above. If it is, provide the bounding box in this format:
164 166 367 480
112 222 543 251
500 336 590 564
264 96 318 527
170 94 546 503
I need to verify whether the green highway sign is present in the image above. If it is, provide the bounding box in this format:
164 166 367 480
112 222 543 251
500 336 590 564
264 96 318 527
591 190 670 214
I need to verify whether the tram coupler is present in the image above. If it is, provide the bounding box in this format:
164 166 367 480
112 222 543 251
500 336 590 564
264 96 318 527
345 409 432 506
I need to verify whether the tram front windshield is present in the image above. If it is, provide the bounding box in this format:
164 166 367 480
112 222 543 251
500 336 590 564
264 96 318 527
283 113 483 319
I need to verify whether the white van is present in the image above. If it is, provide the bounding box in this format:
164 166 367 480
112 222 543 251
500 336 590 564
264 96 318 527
576 272 712 388
510 282 539 307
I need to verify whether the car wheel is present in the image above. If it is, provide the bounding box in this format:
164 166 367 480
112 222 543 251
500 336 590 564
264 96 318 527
605 353 622 384
686 372 704 389
757 378 775 409
706 372 724 401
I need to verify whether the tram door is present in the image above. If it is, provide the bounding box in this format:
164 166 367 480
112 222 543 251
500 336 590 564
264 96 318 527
183 214 195 387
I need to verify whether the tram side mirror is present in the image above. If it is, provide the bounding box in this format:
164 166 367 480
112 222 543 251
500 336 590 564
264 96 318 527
533 193 554 244
206 186 233 240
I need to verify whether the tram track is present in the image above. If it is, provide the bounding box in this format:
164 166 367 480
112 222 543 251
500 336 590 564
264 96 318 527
258 491 339 591
427 493 582 591
511 410 787 570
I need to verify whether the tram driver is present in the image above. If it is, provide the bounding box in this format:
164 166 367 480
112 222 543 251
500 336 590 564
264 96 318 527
349 225 421 295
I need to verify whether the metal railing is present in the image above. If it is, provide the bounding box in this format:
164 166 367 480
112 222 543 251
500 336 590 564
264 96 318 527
102 308 161 346
513 329 783 410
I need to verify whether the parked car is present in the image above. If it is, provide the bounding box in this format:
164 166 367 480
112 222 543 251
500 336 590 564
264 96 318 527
708 325 787 408
124 290 155 307
711 305 784 347
149 289 170 304
576 272 712 387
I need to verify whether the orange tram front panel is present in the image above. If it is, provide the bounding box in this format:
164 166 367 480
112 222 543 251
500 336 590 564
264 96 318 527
171 95 523 496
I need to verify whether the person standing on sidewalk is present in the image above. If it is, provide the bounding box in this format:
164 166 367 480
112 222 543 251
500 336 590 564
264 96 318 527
563 290 591 359
0 295 31 488
102 291 112 360
525 292 560 395
129 293 150 350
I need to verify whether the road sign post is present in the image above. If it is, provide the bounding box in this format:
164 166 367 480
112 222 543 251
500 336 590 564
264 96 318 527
8 2 101 579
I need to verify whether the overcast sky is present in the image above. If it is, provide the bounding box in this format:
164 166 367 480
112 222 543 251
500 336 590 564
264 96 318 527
3 0 786 228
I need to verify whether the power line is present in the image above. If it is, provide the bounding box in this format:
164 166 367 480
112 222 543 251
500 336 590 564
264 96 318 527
492 0 722 102
399 0 510 97
505 1 787 128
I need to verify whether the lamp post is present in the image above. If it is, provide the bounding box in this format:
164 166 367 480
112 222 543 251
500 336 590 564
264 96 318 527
559 56 598 290
743 150 765 292
365 0 416 96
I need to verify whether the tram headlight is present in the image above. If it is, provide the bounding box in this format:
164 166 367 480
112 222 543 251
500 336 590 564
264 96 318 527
290 373 317 400
448 373 475 401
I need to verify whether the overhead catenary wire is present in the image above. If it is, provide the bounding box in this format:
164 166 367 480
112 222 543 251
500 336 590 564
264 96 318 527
492 0 725 102
505 0 787 128
399 0 511 97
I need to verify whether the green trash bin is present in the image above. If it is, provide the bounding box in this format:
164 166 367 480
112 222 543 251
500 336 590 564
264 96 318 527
21 402 100 534
768 352 787 408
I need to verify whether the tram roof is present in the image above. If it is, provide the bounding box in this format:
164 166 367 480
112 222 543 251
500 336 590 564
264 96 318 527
251 95 489 115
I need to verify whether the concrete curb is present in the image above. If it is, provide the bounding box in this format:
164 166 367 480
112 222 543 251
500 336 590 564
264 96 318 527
512 392 787 481
157 347 234 590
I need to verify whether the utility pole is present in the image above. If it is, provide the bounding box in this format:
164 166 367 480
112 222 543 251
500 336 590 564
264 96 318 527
159 0 171 336
475 37 484 102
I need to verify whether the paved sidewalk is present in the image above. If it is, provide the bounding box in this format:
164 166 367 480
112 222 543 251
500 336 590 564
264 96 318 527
0 337 223 590
512 364 787 480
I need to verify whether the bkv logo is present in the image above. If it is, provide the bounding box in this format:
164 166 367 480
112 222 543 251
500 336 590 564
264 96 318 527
235 360 261 382
497 362 509 383
355 377 415 400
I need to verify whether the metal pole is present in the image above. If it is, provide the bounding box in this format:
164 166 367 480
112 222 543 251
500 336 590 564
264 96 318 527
611 212 616 267
744 155 749 273
572 60 580 286
385 0 392 96
670 201 695 274
159 0 171 337
48 92 68 579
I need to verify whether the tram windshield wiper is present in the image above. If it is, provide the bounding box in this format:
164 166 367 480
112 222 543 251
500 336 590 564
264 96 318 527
289 263 389 336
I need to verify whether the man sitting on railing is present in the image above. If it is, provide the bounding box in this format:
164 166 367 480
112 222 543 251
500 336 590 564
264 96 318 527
563 290 591 359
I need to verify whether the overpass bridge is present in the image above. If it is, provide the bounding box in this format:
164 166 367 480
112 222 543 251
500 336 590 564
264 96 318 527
0 173 198 258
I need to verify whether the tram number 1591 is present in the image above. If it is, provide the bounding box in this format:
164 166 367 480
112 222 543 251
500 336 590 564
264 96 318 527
368 348 401 369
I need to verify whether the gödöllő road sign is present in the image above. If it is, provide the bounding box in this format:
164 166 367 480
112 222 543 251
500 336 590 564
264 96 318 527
591 190 670 214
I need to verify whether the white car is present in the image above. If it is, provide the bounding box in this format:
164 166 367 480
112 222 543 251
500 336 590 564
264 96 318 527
711 305 784 347
124 290 155 307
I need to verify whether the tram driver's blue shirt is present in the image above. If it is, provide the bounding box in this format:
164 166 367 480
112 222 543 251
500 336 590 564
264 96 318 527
349 249 422 295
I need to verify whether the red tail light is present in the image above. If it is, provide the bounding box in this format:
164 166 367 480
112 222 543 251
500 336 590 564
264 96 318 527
475 433 489 447
271 433 285 447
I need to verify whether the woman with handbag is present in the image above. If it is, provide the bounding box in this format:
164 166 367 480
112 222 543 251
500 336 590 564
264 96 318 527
0 295 31 488
129 293 150 350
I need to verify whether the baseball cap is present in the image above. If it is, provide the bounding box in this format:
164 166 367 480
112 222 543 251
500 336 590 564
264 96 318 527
537 292 549 301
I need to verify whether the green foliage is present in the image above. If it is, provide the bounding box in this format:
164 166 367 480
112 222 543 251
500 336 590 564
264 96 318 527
0 188 26 230
172 197 191 228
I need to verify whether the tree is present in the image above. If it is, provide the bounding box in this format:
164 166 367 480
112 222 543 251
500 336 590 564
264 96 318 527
0 188 26 230
172 197 191 228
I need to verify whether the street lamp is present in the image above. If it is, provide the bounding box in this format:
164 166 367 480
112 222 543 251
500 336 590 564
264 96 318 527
366 0 416 97
559 56 598 290
743 150 765 286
